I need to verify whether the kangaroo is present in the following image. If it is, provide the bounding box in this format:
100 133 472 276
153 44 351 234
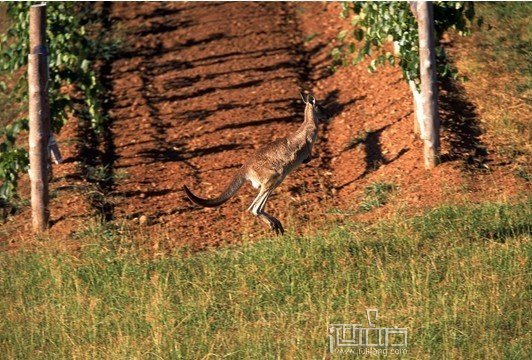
183 93 325 235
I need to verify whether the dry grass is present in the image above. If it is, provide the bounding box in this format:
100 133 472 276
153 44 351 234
449 2 531 180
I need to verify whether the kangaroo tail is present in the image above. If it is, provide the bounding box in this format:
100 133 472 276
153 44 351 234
183 170 246 208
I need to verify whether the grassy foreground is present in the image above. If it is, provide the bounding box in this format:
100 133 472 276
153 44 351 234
1 199 530 359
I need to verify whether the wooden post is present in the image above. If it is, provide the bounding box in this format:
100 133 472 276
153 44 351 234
409 80 423 135
28 4 50 232
417 1 440 169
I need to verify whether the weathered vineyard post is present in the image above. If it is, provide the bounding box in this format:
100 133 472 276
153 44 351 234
417 1 440 169
28 4 50 232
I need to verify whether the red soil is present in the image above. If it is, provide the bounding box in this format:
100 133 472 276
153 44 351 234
2 2 527 249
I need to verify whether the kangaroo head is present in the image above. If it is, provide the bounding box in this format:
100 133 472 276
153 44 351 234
300 92 327 123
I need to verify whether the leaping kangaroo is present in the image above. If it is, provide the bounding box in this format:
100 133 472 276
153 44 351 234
184 93 325 235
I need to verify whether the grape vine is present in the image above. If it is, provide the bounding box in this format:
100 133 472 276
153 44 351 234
0 2 117 215
333 1 478 84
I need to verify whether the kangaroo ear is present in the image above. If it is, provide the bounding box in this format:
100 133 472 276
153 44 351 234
308 94 316 105
300 92 307 104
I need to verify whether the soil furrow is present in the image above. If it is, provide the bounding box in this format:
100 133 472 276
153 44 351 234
106 2 319 247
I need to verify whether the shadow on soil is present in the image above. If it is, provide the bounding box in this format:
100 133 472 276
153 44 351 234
89 1 327 221
71 2 117 223
71 2 489 230
439 77 488 169
319 90 410 191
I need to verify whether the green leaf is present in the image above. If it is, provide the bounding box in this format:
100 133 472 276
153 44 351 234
81 59 90 72
354 28 364 41
337 30 348 41
331 47 342 60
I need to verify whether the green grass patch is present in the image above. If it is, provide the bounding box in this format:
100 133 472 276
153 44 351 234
359 182 397 213
1 199 530 359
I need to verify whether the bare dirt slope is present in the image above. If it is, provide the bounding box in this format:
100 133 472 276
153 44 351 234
2 2 527 249
106 2 329 248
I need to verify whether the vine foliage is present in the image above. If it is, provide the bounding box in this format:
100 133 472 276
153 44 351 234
0 2 116 214
333 2 478 84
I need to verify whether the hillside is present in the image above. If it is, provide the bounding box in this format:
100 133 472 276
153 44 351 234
1 2 529 249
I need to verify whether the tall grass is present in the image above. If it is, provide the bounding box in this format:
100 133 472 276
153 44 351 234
1 199 530 359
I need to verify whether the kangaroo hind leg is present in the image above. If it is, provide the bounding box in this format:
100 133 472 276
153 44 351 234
257 188 284 235
249 187 284 235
